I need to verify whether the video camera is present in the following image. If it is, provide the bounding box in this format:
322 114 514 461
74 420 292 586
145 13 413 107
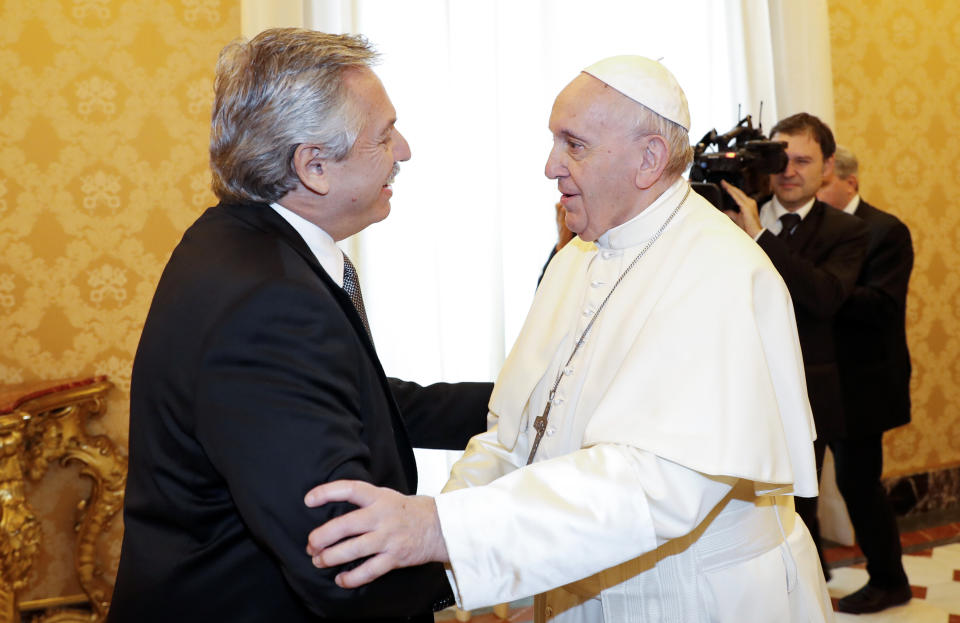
689 115 787 212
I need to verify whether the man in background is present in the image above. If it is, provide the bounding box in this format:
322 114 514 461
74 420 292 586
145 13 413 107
816 145 913 613
722 113 870 583
304 56 832 622
108 29 489 622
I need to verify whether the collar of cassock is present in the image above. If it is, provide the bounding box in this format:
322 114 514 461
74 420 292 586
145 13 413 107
596 177 688 250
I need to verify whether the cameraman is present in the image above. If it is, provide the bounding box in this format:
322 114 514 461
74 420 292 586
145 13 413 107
721 113 869 589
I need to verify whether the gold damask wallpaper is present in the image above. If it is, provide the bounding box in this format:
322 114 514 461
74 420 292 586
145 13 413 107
0 0 238 601
828 0 960 477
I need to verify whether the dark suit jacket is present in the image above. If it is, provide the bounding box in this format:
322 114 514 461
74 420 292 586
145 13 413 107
756 199 869 441
834 199 913 436
108 201 491 623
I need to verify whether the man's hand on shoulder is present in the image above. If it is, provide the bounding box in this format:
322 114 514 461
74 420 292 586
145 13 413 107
305 481 449 588
720 180 763 238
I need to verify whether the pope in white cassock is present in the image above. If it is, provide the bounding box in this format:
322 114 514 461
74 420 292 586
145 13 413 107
305 56 835 623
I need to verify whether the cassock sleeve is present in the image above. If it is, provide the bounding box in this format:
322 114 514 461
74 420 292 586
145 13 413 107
435 443 735 610
442 426 526 492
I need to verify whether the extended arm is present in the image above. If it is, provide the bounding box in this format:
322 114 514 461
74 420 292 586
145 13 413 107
306 445 735 609
388 378 491 450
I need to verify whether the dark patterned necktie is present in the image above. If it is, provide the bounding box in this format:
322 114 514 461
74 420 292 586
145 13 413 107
778 213 801 239
342 254 372 342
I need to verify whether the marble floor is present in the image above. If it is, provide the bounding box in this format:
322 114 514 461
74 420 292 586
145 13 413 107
827 521 960 622
438 521 960 622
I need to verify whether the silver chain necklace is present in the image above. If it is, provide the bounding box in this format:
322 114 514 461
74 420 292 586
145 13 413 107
526 185 692 465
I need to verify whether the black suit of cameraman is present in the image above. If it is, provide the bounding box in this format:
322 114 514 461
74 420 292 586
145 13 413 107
755 197 869 442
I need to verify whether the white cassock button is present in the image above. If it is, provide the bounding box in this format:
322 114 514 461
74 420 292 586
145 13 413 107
582 306 595 317
601 250 615 260
590 280 605 288
551 395 564 406
546 427 556 437
563 366 574 376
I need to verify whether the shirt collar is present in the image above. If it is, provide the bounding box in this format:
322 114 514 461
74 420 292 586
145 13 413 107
843 194 861 215
270 202 344 286
596 177 688 250
771 195 816 221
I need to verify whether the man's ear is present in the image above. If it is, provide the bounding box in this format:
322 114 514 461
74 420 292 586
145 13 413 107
822 154 835 180
292 144 330 195
635 135 669 190
847 173 859 192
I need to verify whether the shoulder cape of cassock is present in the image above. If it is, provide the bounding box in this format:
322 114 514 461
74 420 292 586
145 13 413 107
490 182 819 497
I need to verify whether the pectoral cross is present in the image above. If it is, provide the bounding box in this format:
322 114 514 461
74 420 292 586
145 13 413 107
526 391 553 465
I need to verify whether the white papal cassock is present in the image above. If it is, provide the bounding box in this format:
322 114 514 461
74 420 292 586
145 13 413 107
434 178 835 622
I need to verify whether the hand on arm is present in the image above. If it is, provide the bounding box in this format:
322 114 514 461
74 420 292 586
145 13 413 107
304 445 737 608
720 180 763 238
198 282 451 617
305 481 448 588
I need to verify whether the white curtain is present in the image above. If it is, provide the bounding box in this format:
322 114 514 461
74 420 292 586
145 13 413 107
239 0 835 495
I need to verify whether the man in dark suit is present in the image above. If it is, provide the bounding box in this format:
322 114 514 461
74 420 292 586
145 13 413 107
815 145 913 613
108 29 490 622
721 113 869 584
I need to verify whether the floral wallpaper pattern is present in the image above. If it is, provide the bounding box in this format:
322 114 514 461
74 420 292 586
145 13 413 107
0 0 238 601
827 0 960 477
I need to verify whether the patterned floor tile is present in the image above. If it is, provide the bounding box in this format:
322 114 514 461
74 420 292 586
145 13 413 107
923 580 960 615
825 535 960 622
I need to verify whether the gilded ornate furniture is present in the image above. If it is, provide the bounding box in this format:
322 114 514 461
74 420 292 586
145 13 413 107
0 377 125 622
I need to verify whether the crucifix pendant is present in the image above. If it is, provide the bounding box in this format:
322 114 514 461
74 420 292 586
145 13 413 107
526 400 552 465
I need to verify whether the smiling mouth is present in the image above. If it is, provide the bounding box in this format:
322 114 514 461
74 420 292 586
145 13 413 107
384 163 400 187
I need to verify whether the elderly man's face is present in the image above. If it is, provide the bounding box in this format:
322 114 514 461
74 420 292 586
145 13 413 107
770 131 833 212
817 170 857 211
322 68 411 238
545 74 646 242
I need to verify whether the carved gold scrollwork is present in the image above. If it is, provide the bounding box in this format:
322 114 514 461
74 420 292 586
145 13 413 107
0 412 42 622
0 379 122 623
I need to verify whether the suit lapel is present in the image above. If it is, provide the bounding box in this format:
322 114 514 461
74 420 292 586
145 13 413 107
789 201 824 252
222 202 379 357
218 202 419 486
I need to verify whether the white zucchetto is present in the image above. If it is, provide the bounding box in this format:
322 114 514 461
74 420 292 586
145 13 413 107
583 56 691 131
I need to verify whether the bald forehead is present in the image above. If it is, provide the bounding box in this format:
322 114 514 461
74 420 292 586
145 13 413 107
561 73 640 112
551 73 642 132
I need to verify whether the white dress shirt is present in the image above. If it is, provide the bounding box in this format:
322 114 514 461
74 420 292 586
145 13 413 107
758 195 816 238
270 202 345 286
842 194 861 215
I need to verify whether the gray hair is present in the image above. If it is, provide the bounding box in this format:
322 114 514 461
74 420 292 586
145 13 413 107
832 145 858 179
632 104 693 180
210 28 378 203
